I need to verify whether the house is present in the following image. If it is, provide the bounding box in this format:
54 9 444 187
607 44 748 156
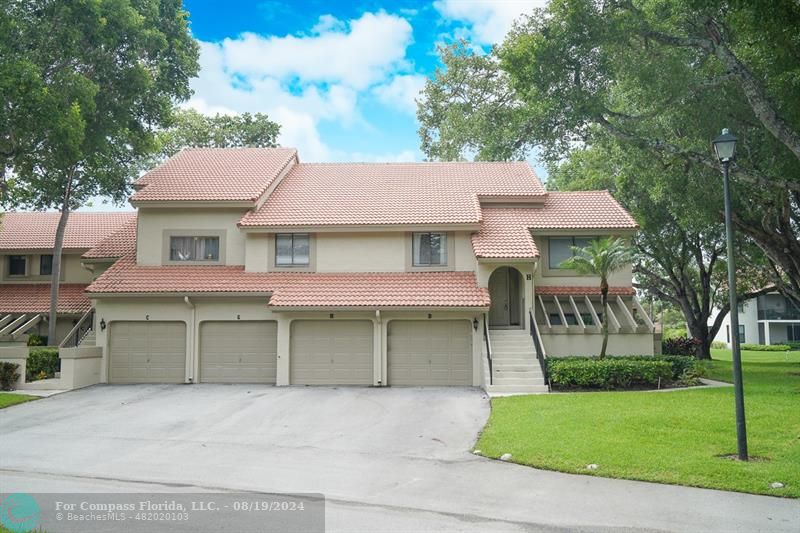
2 148 656 394
0 212 134 345
711 292 800 348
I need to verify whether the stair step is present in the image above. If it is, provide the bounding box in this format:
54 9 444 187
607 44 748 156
486 384 549 394
489 329 528 335
493 377 546 387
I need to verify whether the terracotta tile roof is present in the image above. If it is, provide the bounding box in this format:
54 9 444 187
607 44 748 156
267 271 490 308
0 212 135 251
0 284 91 314
131 147 297 202
82 215 138 260
239 161 545 227
536 286 636 296
472 193 638 258
86 257 490 308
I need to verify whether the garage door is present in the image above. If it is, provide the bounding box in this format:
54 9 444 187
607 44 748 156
200 321 277 383
109 321 186 383
290 320 373 385
388 320 472 386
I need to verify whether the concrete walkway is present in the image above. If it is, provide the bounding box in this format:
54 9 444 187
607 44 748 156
1 385 797 532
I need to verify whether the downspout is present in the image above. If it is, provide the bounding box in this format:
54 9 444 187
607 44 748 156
184 296 195 383
375 309 382 386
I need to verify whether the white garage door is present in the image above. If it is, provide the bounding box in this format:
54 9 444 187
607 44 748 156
109 321 186 383
290 320 373 385
199 321 278 383
388 320 472 386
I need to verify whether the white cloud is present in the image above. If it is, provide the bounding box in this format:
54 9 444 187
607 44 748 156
332 149 418 163
186 11 419 162
434 0 548 44
372 74 427 115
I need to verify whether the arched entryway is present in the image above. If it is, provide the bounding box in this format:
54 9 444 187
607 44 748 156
488 266 523 328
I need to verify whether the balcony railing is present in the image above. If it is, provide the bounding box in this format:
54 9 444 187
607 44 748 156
757 309 800 321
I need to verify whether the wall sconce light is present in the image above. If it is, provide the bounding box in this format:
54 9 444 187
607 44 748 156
473 317 479 330
100 318 106 331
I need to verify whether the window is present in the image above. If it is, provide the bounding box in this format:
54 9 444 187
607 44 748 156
549 313 562 326
738 325 745 343
412 233 448 266
39 255 53 276
549 237 593 269
8 255 26 276
169 236 219 262
788 324 800 342
275 234 310 267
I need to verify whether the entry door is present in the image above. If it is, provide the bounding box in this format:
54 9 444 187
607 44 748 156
489 267 511 326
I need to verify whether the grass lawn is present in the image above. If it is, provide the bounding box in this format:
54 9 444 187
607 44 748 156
0 392 39 409
476 349 800 497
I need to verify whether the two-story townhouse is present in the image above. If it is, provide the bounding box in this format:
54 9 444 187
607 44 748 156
0 212 134 345
711 292 800 347
81 148 656 394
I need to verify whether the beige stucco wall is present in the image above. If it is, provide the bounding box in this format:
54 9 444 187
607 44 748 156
94 297 484 387
244 231 478 273
136 208 249 266
532 235 633 287
477 261 535 332
0 253 92 284
541 333 655 357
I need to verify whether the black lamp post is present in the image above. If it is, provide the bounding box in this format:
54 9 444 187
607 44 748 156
712 128 748 461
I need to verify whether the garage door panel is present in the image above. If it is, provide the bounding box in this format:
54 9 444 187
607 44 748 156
291 320 374 385
388 320 472 386
109 322 186 384
199 321 277 384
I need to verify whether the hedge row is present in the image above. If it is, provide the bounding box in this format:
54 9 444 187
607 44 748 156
26 348 59 382
547 355 700 390
740 343 791 352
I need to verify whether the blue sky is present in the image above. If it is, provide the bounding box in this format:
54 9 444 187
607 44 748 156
182 0 546 164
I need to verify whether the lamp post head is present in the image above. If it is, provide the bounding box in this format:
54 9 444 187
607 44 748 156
713 128 737 163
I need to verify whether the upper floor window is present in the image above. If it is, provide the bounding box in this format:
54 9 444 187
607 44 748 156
169 236 219 262
549 237 593 269
39 255 53 276
276 234 310 267
413 232 448 266
8 255 26 276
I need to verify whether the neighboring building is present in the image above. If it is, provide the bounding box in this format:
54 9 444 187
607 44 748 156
0 212 134 345
2 148 657 394
711 293 800 348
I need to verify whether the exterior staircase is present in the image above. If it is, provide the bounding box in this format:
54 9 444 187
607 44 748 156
78 330 95 346
485 329 548 395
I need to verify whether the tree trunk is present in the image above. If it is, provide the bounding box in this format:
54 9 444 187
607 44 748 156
48 205 70 344
600 281 609 359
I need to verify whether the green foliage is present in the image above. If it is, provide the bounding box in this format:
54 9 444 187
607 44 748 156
26 334 46 347
710 340 727 350
547 357 673 390
787 341 800 350
662 327 686 341
0 362 20 391
740 344 791 352
26 348 59 382
662 337 701 357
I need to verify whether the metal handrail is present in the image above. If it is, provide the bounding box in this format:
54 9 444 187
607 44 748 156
483 313 493 385
59 309 94 348
529 310 549 389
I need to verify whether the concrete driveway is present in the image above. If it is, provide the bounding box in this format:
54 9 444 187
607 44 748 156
1 385 798 532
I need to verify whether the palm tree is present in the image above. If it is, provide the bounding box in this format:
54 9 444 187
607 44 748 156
560 236 633 358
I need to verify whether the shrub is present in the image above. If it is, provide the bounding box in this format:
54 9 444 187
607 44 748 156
26 348 60 382
661 327 687 341
0 362 20 391
740 343 791 352
787 341 800 350
26 334 46 347
662 336 701 356
710 340 727 349
547 358 673 390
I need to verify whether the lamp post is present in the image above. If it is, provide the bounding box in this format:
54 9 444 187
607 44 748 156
712 128 748 461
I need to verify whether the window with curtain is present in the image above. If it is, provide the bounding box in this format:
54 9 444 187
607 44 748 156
275 234 310 266
39 255 53 276
169 236 220 261
412 233 447 266
549 237 594 269
8 255 26 276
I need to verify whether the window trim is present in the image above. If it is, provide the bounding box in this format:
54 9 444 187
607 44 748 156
7 254 28 277
268 233 316 272
275 233 311 267
162 229 226 265
39 254 53 276
406 232 456 272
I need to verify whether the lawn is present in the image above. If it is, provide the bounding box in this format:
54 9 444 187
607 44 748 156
476 349 800 497
0 392 39 409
